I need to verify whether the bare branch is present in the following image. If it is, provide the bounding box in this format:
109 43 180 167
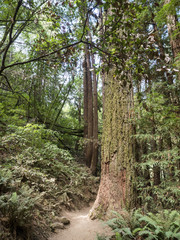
0 22 11 50
0 0 48 67
81 3 99 41
0 41 82 74
1 0 23 69
0 1 106 75
81 40 111 56
0 73 14 93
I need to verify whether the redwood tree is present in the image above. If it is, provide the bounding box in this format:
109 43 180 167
90 69 136 219
90 0 140 218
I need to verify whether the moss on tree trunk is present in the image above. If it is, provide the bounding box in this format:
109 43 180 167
90 70 136 219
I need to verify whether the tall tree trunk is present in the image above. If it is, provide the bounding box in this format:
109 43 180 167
88 31 99 175
165 1 180 176
100 7 105 115
90 70 135 219
152 125 161 186
90 54 98 175
51 74 74 129
165 0 180 60
83 45 93 167
165 0 180 94
75 83 82 151
83 49 88 141
86 46 93 167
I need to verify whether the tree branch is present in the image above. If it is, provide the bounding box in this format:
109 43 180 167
0 22 11 50
1 0 23 69
81 40 111 56
0 41 82 74
81 3 99 41
0 0 48 68
0 73 14 93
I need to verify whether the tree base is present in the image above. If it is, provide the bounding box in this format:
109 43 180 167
89 170 130 220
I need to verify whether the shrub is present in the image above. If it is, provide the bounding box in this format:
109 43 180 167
0 123 99 239
102 209 180 240
0 186 39 227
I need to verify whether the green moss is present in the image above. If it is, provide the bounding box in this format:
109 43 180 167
94 204 106 219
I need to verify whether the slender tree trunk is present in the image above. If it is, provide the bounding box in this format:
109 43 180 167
165 0 180 96
165 0 180 60
165 1 180 176
153 20 178 109
83 49 88 140
90 52 98 175
100 7 105 115
51 75 74 129
75 84 82 151
86 46 93 167
83 45 93 167
88 29 99 175
152 125 161 186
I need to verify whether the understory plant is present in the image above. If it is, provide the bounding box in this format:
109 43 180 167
134 89 180 211
0 123 99 240
97 209 180 240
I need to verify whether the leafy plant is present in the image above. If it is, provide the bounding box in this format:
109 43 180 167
0 123 99 239
0 186 39 227
102 209 180 240
96 234 111 240
134 89 180 211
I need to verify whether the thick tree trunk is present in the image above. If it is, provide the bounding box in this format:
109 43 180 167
90 70 135 219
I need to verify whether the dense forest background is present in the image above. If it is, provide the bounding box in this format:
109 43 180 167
0 0 180 239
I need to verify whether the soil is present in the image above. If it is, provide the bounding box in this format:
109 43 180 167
49 203 113 240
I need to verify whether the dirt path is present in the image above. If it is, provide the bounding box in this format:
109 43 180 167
49 204 112 240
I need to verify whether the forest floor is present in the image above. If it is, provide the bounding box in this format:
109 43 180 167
49 203 113 240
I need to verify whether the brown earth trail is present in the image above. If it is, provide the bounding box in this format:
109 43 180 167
49 204 112 240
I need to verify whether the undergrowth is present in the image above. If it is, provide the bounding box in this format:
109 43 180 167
97 209 180 240
0 124 99 240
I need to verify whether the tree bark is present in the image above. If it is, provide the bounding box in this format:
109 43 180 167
83 45 93 167
90 53 98 175
165 0 180 90
90 70 135 219
88 32 99 175
151 125 161 186
86 46 93 167
83 49 88 140
165 0 180 60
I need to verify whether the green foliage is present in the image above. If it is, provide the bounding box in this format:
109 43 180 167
0 186 39 227
0 92 26 130
99 209 180 240
96 234 111 240
0 0 84 152
1 123 56 154
0 123 99 239
155 0 180 27
134 87 180 210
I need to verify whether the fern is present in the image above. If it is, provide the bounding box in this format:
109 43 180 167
103 209 180 240
139 215 157 229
